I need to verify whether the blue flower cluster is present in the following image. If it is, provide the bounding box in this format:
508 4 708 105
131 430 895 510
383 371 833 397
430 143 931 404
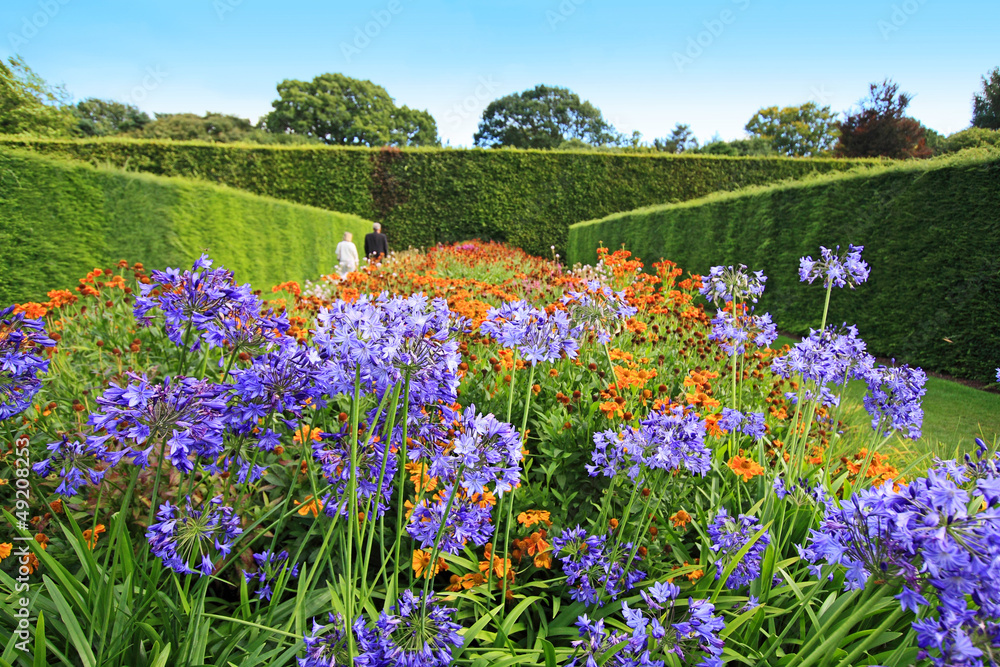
300 592 462 667
406 482 494 554
134 254 288 353
552 526 645 606
862 362 926 440
443 404 523 496
146 496 243 576
699 265 767 305
588 406 711 480
718 408 767 440
567 583 726 667
244 549 299 601
770 324 874 387
801 453 1000 667
708 308 777 356
314 293 462 410
799 244 870 289
479 300 578 365
707 508 771 589
0 305 55 420
561 279 638 345
314 422 397 522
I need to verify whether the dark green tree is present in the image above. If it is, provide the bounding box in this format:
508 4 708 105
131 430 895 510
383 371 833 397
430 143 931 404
654 123 698 153
693 136 776 156
972 66 1000 130
262 73 439 147
835 80 931 159
744 102 838 157
473 84 619 149
73 98 151 137
0 56 75 137
134 112 256 142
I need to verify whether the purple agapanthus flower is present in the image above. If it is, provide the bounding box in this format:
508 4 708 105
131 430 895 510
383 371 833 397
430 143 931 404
561 280 638 345
588 406 710 480
86 372 229 474
244 549 300 601
718 408 767 440
32 434 120 497
619 587 726 667
800 458 1000 667
770 324 875 388
707 508 771 589
862 362 926 440
479 300 578 365
709 308 777 356
406 484 494 555
552 526 645 606
299 613 376 667
799 244 870 289
146 495 242 576
565 615 635 667
0 305 56 420
699 265 767 305
372 591 463 667
315 421 397 522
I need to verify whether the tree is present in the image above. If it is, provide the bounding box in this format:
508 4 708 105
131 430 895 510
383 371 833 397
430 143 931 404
654 123 698 153
262 73 439 147
134 112 255 142
744 102 838 157
835 80 931 159
972 66 1000 130
73 98 151 137
473 85 619 149
0 56 75 137
693 136 775 156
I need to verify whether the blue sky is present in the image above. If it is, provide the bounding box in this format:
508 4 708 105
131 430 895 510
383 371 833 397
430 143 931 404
2 0 997 146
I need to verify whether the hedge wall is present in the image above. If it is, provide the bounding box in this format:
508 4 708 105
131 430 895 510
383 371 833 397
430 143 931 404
0 148 372 304
568 151 1000 382
0 138 873 257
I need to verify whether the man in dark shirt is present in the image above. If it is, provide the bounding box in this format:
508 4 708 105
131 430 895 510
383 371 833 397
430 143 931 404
364 222 389 261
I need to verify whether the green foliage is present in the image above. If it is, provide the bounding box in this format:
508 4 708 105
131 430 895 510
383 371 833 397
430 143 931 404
835 79 931 159
694 136 777 156
0 148 372 303
941 126 1000 153
0 56 76 137
568 152 1000 381
72 98 151 137
973 66 1000 130
653 123 698 154
0 137 872 258
745 102 839 157
262 73 440 147
473 84 620 149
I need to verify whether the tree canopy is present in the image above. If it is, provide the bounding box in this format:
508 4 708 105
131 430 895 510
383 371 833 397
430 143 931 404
972 66 1000 130
262 73 439 147
0 56 76 137
654 123 698 154
835 80 931 159
73 98 151 137
473 84 620 149
744 102 838 157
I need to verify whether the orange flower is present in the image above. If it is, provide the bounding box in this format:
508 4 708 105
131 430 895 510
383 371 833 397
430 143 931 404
82 524 106 549
412 549 448 579
516 510 552 528
727 456 765 482
25 552 40 574
0 543 11 561
292 425 322 444
294 496 324 517
405 461 438 493
670 509 692 529
447 572 486 591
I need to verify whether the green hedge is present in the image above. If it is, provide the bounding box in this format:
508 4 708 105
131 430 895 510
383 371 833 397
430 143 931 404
0 138 873 257
568 151 1000 381
0 148 372 304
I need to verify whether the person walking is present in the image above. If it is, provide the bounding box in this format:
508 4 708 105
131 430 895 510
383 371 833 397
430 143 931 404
364 222 389 261
335 231 360 278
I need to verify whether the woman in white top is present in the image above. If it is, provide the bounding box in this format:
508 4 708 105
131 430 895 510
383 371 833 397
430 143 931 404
335 231 360 278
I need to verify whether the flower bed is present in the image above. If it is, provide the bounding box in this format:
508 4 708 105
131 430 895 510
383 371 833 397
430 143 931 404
1 241 997 667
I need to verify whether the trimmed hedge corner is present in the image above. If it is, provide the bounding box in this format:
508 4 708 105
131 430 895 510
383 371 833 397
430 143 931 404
0 148 372 304
568 151 1000 382
0 138 873 257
